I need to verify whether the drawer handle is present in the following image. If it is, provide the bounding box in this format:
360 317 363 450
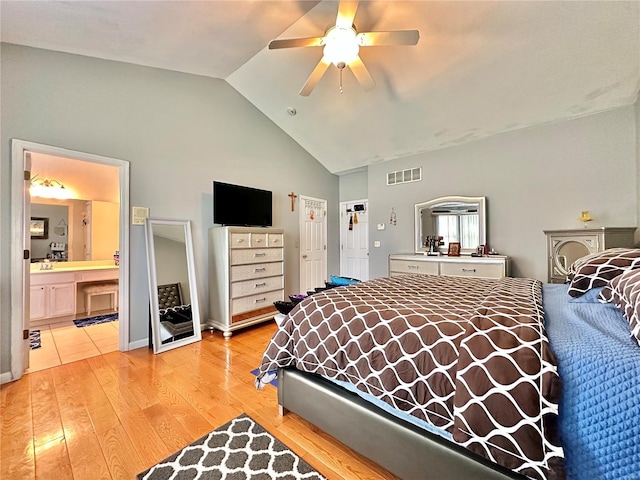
237 238 244 243
462 268 476 273
272 238 279 243
254 267 266 273
254 253 266 257
408 265 419 269
255 282 266 288
255 298 267 304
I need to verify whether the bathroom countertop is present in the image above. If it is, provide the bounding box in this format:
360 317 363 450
30 261 119 274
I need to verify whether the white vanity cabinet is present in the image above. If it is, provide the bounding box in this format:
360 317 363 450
544 227 636 283
389 254 510 279
208 226 284 338
30 272 76 320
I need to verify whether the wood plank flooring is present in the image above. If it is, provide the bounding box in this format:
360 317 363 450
1 322 398 480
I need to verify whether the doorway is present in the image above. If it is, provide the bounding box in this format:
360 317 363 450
299 195 328 293
10 139 130 382
339 200 369 281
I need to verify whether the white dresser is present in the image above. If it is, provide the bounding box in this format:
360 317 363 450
544 227 636 283
208 226 284 338
389 254 510 279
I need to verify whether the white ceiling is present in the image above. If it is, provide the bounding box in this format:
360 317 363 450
2 1 639 174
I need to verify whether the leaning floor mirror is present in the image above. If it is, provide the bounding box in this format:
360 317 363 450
145 218 202 353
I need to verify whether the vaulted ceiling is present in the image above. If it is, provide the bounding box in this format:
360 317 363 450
2 1 639 174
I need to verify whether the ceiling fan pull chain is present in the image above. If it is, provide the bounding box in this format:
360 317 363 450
339 67 344 94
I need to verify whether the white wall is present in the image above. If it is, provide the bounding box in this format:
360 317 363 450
0 44 339 375
367 106 638 280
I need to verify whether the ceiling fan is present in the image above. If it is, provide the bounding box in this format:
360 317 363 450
268 0 419 96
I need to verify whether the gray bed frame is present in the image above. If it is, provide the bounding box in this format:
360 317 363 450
278 368 528 480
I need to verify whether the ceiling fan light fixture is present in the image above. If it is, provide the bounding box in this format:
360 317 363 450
323 26 359 67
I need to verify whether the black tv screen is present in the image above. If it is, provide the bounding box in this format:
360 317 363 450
213 181 273 227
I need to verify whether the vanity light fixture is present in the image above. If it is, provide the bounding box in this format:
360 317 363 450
30 176 71 200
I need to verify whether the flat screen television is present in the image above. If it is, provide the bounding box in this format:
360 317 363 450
213 181 273 227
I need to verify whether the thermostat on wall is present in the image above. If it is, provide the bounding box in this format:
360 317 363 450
132 206 149 225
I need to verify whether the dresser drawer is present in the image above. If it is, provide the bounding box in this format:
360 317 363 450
31 272 76 286
389 259 439 275
78 269 119 282
230 232 251 248
268 233 284 247
231 275 284 298
231 290 284 316
251 233 268 247
230 262 284 282
231 248 283 265
440 261 504 279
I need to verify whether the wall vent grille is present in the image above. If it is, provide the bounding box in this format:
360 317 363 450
387 167 422 186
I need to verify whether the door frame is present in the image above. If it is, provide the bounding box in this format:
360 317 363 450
10 139 130 382
298 195 328 293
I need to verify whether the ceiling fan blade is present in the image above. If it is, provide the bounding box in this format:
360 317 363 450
268 37 325 49
336 0 358 29
300 57 331 96
348 56 375 91
357 30 420 47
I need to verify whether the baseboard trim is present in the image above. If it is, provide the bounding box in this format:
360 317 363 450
0 371 14 385
128 338 149 351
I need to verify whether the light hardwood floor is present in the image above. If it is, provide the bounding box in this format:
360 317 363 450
1 321 397 480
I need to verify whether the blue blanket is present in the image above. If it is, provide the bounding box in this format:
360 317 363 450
543 284 640 480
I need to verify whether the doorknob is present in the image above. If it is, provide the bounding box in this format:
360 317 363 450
302 254 308 259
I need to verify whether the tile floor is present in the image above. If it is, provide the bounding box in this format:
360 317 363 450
28 310 119 373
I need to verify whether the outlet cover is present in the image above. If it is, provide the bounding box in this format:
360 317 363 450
374 241 381 248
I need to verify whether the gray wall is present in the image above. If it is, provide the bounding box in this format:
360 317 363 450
339 170 368 202
367 106 638 281
1 44 339 375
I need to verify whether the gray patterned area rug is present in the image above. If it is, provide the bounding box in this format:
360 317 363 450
137 413 326 480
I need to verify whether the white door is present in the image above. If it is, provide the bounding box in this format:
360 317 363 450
340 200 369 281
299 196 327 293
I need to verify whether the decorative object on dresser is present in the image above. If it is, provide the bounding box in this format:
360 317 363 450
389 253 510 279
144 218 202 354
415 196 486 255
447 242 461 257
578 210 593 228
208 226 284 338
544 227 636 283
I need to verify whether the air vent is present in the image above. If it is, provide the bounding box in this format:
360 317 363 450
387 167 422 186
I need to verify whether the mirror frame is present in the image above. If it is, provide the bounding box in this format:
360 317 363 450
415 196 487 255
145 218 202 354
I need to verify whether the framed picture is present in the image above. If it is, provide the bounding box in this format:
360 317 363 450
447 242 461 257
30 217 49 239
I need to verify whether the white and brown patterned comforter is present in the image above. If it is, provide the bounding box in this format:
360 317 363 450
256 275 565 480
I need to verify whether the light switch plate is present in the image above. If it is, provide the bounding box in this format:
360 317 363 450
377 223 385 230
132 206 149 225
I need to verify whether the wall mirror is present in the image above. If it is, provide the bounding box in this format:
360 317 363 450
415 196 486 255
145 218 202 354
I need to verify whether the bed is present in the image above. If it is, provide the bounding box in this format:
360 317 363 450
157 283 194 341
256 260 640 480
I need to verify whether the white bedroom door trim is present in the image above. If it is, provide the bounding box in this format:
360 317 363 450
299 195 328 293
339 199 369 281
10 139 130 382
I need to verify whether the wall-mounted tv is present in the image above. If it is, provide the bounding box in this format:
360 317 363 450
213 181 273 227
